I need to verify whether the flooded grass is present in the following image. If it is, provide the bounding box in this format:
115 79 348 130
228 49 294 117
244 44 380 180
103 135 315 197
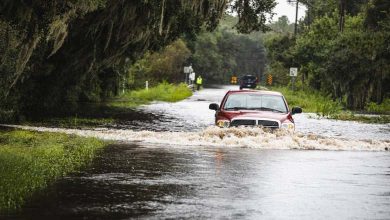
24 117 116 128
269 87 390 123
0 129 106 212
20 83 192 129
269 86 343 115
330 112 390 124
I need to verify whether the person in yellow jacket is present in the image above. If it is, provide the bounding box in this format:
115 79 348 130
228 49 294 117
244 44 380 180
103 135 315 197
196 75 203 91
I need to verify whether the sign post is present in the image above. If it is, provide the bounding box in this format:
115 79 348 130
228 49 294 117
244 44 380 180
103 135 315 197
188 66 193 84
184 65 193 84
289 67 298 91
184 66 189 83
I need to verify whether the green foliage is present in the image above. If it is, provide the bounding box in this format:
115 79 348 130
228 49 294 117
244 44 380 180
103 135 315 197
0 1 226 119
365 99 390 114
268 16 294 33
0 129 105 211
191 16 266 83
296 14 389 109
127 39 191 89
230 0 276 33
127 82 192 102
111 82 192 108
364 0 390 31
265 3 390 111
0 0 278 120
191 32 224 82
315 102 343 117
264 33 296 85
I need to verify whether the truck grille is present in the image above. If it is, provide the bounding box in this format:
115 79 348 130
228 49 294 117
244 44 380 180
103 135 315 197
230 119 256 126
258 120 279 128
230 119 280 128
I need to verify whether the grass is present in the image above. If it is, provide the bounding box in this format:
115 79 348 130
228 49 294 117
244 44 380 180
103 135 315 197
0 129 106 212
270 86 343 116
268 86 390 124
110 82 192 108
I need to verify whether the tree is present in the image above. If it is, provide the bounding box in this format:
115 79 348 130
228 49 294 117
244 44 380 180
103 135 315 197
264 34 296 85
271 16 294 33
266 1 389 109
230 0 277 33
0 0 276 119
128 39 191 88
190 24 266 84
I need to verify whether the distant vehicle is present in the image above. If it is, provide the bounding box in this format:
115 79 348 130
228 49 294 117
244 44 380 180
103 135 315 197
209 90 302 130
239 75 258 90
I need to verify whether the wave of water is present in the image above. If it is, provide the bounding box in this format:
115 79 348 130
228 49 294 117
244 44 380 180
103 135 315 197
5 125 390 151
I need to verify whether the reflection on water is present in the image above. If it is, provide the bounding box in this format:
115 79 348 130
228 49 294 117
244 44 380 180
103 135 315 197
5 145 390 219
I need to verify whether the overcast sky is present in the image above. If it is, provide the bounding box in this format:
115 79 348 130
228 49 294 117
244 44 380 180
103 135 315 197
272 0 307 23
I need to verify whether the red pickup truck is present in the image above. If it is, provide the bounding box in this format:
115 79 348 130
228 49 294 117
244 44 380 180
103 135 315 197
209 90 302 130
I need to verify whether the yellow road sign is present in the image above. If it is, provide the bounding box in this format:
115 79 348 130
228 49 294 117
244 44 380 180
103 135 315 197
267 74 273 85
231 76 237 84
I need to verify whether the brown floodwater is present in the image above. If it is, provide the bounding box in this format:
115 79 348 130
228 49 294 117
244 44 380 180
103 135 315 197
4 144 390 219
2 85 390 219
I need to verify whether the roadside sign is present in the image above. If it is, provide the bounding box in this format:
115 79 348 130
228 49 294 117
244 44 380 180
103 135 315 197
289 67 298 76
289 67 297 91
267 74 273 85
184 66 190 73
231 76 237 84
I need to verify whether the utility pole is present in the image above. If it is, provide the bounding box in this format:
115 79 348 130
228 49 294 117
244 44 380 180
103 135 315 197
294 0 299 35
287 0 299 35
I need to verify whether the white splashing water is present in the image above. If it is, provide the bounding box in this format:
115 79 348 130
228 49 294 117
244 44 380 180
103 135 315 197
4 125 390 151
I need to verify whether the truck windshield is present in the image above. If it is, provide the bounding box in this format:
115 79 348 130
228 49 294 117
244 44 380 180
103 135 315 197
223 93 288 113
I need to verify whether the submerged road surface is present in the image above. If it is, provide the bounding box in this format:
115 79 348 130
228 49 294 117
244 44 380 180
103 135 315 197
4 85 390 219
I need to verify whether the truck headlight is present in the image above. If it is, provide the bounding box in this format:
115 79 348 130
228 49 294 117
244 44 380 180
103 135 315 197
217 120 230 128
281 122 295 131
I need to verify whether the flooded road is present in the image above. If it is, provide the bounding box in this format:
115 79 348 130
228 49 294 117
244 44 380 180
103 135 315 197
139 85 389 140
7 146 390 219
3 85 390 219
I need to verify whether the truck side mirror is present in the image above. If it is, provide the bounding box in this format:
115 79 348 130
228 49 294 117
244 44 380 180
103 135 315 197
292 107 302 115
209 103 219 111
